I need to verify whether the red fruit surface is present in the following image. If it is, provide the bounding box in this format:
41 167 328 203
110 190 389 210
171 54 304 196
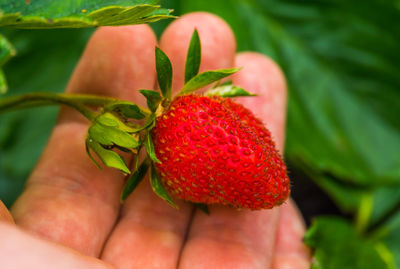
152 95 290 209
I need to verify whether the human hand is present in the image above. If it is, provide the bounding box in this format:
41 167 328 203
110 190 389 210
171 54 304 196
0 12 310 268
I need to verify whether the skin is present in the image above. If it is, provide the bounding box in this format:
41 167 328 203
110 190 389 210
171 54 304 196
0 12 310 269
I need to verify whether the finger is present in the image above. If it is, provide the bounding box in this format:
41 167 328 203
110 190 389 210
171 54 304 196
0 201 14 224
179 52 288 268
11 25 157 256
272 200 311 269
65 25 156 107
100 12 237 269
0 222 114 269
101 180 194 269
233 52 287 151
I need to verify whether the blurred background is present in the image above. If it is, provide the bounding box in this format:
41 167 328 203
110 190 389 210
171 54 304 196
0 0 399 266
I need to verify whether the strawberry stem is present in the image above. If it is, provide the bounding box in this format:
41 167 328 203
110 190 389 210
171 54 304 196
0 92 151 121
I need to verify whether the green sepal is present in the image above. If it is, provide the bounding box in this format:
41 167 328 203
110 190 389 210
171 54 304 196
130 113 156 133
111 113 155 137
192 203 210 215
88 121 139 149
100 112 156 134
140 90 162 112
144 132 161 163
120 158 151 202
150 163 178 209
88 123 113 146
96 113 118 127
104 101 146 120
133 146 142 170
205 81 255 98
155 47 173 99
185 29 201 83
179 68 241 96
85 138 102 170
97 112 141 133
86 138 130 174
144 113 157 130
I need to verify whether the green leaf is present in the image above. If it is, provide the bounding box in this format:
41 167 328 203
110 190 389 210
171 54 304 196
155 47 173 99
0 1 173 29
304 217 388 269
184 29 201 83
0 34 16 93
144 132 161 163
121 158 150 202
370 184 400 227
372 210 400 269
139 89 162 112
86 138 130 174
179 68 240 95
205 83 255 98
150 163 177 208
88 122 139 149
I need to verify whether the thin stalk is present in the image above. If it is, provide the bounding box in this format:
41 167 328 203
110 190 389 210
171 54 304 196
0 92 98 121
0 92 151 121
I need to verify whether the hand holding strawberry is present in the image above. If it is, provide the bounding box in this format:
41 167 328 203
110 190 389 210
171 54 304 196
0 13 310 268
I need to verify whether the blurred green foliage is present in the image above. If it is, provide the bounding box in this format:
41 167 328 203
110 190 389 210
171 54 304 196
0 0 172 28
0 0 399 268
304 217 387 269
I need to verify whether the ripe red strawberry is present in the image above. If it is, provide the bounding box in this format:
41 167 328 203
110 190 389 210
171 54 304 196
152 94 290 209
